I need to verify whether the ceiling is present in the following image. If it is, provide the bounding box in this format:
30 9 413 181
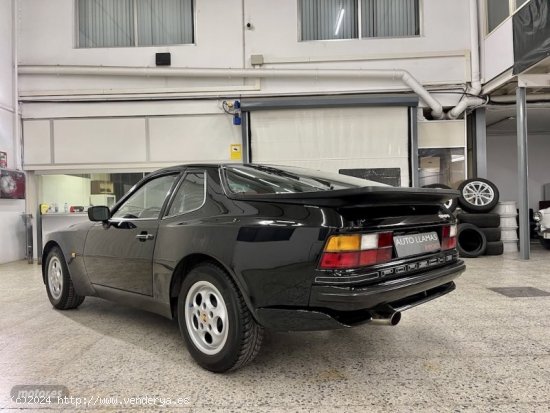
486 105 550 135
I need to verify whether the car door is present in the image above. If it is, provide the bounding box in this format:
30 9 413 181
83 172 180 295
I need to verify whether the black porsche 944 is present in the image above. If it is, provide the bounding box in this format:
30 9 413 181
42 164 465 372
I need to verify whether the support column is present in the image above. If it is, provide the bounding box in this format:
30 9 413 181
475 108 487 178
241 111 250 163
516 87 530 260
409 107 419 187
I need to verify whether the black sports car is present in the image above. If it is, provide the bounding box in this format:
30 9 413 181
42 164 465 372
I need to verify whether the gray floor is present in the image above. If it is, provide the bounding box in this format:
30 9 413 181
1 248 549 413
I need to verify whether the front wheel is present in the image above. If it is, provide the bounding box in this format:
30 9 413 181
177 263 263 372
45 247 85 309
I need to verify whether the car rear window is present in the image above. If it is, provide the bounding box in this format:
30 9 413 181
224 165 387 195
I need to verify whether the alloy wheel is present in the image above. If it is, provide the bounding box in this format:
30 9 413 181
462 181 495 207
184 280 229 355
47 256 63 300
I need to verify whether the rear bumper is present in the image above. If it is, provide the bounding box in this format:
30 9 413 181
309 260 465 311
255 260 465 331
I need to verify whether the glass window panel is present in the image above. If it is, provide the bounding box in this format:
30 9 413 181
361 0 420 38
487 0 510 32
78 0 194 47
515 0 529 10
299 0 358 40
225 165 385 195
418 148 466 189
78 0 135 47
137 0 194 46
112 174 177 219
167 172 206 216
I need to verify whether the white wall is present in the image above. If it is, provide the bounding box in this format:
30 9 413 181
41 175 91 207
0 0 15 165
0 0 26 264
482 19 514 83
487 133 550 210
22 100 243 171
18 0 472 99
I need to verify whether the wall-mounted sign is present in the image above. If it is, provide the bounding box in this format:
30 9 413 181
0 169 25 199
0 151 6 168
230 144 242 160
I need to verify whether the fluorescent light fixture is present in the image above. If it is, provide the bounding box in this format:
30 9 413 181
335 8 345 36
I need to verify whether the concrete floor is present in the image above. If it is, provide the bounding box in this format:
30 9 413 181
0 248 549 412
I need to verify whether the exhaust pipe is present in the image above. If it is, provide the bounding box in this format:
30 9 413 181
370 310 401 326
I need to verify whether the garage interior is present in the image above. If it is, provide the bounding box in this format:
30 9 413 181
1 0 550 411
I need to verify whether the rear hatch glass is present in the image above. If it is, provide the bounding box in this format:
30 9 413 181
224 165 387 195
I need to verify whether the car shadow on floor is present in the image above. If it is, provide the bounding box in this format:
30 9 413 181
57 295 454 372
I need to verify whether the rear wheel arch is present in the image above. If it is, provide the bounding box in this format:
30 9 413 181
169 253 256 321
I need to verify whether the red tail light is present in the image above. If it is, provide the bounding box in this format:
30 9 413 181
319 232 393 270
441 224 457 250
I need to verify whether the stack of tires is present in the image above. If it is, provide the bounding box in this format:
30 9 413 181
455 178 503 258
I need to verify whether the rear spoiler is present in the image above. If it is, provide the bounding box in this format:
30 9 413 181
228 187 460 208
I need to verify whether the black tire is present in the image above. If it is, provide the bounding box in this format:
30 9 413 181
457 223 487 258
485 241 504 255
422 184 458 212
540 237 550 250
45 247 85 309
177 262 263 373
457 212 500 228
458 178 500 212
479 227 501 242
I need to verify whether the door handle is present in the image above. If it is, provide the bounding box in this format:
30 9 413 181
136 232 154 241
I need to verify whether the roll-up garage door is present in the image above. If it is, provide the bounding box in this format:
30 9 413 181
249 106 410 186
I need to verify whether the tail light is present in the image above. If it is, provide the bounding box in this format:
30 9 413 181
319 232 393 270
441 224 457 250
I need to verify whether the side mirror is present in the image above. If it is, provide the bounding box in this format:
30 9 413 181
88 206 111 222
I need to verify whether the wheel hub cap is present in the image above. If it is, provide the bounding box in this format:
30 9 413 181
184 280 229 355
47 257 63 300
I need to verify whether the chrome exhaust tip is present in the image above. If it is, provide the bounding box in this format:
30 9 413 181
370 311 401 326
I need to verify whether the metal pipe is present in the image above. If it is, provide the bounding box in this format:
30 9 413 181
447 0 482 119
12 0 20 169
516 86 530 259
18 65 445 119
409 106 419 187
475 107 487 178
370 311 401 326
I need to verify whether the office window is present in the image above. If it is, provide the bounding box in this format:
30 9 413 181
300 0 358 40
486 0 509 32
486 0 530 34
77 0 194 48
361 0 420 38
299 0 419 41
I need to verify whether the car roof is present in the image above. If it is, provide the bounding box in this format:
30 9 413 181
151 163 225 174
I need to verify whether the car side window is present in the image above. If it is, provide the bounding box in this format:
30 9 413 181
167 172 206 216
112 174 177 220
